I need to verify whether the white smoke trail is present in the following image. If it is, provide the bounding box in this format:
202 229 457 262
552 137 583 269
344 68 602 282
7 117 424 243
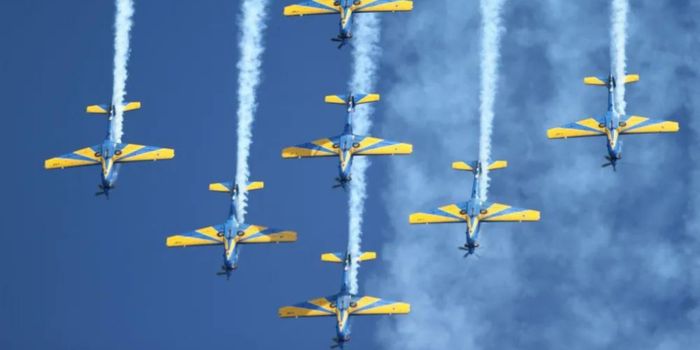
234 0 269 223
477 0 506 201
611 0 629 115
348 14 382 295
110 0 134 143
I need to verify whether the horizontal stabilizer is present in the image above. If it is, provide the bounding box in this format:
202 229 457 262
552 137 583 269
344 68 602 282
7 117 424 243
86 101 141 115
452 160 507 172
584 74 639 87
324 93 380 106
321 251 377 263
209 181 264 193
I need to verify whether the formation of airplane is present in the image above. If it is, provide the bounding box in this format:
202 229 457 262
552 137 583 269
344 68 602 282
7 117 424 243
43 1 686 347
409 160 541 257
284 0 413 48
166 182 297 278
44 102 175 197
282 93 413 189
279 251 410 349
547 74 680 171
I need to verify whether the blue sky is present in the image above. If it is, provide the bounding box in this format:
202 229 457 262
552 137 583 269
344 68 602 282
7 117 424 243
1 1 699 349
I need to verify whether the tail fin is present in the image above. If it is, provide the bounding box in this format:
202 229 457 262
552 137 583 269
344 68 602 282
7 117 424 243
209 181 264 193
86 101 141 115
321 251 377 263
452 160 508 173
584 74 639 87
325 93 380 107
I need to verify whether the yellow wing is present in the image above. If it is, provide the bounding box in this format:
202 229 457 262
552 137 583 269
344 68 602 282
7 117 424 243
409 203 467 224
166 225 225 247
351 135 413 156
547 117 607 139
284 0 340 16
114 144 175 162
353 0 414 13
619 115 680 134
479 202 541 222
282 137 341 158
237 224 297 244
349 296 411 315
44 145 101 169
279 296 336 318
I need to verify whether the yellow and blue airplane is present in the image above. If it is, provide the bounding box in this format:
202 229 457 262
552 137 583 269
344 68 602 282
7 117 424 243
282 93 412 189
409 161 541 257
166 182 297 278
547 74 680 171
284 0 413 48
279 251 410 349
44 102 175 197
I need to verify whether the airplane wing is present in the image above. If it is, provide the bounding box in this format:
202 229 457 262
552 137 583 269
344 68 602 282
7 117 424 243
114 144 175 163
353 0 414 13
237 224 297 244
166 225 226 247
409 203 468 224
284 0 340 16
281 136 341 158
44 145 102 169
349 295 411 316
351 135 413 156
619 115 680 134
547 117 606 139
279 296 337 318
479 202 541 222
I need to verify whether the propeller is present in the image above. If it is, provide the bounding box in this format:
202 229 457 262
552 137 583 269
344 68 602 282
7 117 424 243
95 184 112 199
216 265 234 280
330 338 346 349
331 37 347 49
332 178 349 191
601 156 617 172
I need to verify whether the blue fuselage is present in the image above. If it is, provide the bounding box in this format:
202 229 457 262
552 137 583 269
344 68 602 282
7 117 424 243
330 262 355 347
462 169 485 254
95 116 125 196
602 85 624 166
338 2 355 39
335 110 359 186
220 198 244 272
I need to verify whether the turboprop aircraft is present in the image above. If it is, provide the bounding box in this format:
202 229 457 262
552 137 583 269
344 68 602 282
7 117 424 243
279 251 410 349
44 102 174 197
166 182 297 278
281 93 412 189
547 74 679 171
409 161 540 257
284 0 413 48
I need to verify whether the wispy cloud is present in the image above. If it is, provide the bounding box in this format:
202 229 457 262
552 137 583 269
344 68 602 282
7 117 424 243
110 0 134 143
372 1 698 349
347 14 382 295
234 0 269 223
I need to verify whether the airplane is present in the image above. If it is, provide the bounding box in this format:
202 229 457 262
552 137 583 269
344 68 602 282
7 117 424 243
283 0 413 48
279 251 410 349
44 102 174 197
547 73 680 171
409 161 541 257
166 182 297 279
281 93 412 189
